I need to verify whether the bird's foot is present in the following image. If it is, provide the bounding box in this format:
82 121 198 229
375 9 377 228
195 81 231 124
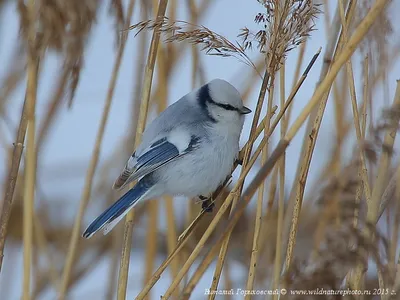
235 158 243 166
197 195 214 213
202 198 215 213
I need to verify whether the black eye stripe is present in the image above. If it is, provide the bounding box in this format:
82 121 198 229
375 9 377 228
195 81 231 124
206 97 238 111
214 102 238 111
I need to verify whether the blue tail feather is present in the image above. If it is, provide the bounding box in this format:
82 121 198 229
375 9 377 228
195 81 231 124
82 178 153 238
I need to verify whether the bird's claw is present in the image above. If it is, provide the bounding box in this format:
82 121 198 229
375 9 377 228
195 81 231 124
235 158 243 166
196 195 214 212
201 198 215 213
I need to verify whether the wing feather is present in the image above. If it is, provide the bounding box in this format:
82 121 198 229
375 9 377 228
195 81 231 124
113 135 197 190
131 140 179 180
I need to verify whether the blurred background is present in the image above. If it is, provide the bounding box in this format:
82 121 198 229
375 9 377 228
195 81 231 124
0 0 400 299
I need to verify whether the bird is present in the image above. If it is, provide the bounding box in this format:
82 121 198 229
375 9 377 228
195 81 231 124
82 78 251 238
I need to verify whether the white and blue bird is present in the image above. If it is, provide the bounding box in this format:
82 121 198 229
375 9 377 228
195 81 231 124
82 79 251 238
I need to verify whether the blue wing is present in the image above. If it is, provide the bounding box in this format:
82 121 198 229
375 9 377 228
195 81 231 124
134 138 179 176
113 135 200 190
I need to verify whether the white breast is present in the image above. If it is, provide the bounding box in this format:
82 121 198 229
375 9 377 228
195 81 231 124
155 126 240 197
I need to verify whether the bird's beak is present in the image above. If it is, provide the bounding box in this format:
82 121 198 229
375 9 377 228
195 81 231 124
239 106 252 114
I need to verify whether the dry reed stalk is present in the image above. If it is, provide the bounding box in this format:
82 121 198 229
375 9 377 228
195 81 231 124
272 62 287 299
22 90 37 300
144 200 158 298
165 195 180 290
361 56 369 138
223 263 233 298
98 155 133 298
0 98 28 271
353 55 370 228
215 0 391 285
255 167 279 266
142 12 169 295
324 2 349 180
245 78 275 297
331 82 347 179
292 54 348 260
282 0 357 272
378 166 399 222
58 1 137 298
285 42 306 126
117 1 169 299
281 1 344 254
106 228 123 300
339 0 372 204
181 204 193 287
22 0 39 297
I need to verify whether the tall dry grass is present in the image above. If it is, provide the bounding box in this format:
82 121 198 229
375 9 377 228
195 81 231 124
0 0 399 299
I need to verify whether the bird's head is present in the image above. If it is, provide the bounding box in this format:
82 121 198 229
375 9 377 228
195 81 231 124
198 79 251 127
